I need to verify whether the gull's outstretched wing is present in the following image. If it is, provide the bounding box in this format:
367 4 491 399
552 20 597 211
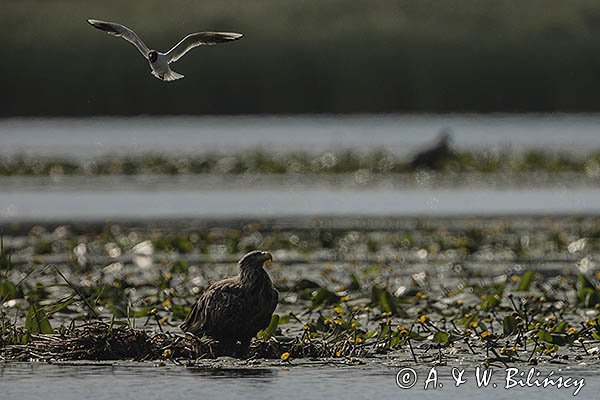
87 19 150 59
166 32 243 63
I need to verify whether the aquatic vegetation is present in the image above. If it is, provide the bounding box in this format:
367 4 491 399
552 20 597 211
0 148 599 177
0 216 599 366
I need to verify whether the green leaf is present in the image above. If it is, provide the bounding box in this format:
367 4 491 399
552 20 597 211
108 320 130 327
293 279 321 291
480 286 504 310
170 303 191 320
278 314 290 325
478 321 488 332
127 306 156 318
578 287 600 308
0 234 14 271
577 273 600 307
370 286 409 318
502 315 518 335
550 333 569 346
25 303 53 335
43 297 77 315
517 270 534 291
461 313 479 330
390 334 401 348
365 328 379 339
433 331 449 345
409 331 427 341
578 273 595 289
172 260 190 274
257 314 279 340
537 330 553 343
346 273 361 291
554 321 569 333
480 294 500 310
380 322 390 339
310 288 340 309
0 280 17 301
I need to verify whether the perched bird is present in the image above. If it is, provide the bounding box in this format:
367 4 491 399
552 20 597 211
87 19 243 81
409 129 455 171
181 251 278 354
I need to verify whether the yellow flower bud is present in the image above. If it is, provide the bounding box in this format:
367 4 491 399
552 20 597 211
161 299 172 308
397 325 408 335
480 331 492 340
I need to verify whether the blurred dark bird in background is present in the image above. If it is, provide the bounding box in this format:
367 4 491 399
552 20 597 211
181 251 278 355
409 129 456 171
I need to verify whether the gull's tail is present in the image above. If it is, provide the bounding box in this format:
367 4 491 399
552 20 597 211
152 69 184 82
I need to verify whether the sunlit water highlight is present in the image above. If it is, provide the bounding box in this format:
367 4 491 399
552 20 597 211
0 187 599 222
2 114 600 158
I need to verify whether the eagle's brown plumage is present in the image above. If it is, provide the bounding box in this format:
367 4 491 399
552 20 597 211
180 251 278 353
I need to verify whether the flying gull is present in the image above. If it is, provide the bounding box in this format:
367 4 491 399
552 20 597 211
87 19 243 81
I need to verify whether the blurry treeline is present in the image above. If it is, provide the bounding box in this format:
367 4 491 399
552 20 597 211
3 0 600 116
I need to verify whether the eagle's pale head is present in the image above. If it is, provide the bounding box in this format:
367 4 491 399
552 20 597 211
238 251 273 271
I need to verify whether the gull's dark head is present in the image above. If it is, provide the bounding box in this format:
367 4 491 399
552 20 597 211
148 50 158 63
238 250 273 271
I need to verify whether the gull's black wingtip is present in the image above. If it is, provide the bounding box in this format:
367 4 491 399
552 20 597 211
86 19 120 35
87 19 104 30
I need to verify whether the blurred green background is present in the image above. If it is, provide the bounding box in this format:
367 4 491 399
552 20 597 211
3 0 600 116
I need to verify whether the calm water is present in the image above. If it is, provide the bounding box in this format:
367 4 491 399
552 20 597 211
1 114 600 221
0 363 596 400
1 186 599 221
1 114 600 158
1 115 599 397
